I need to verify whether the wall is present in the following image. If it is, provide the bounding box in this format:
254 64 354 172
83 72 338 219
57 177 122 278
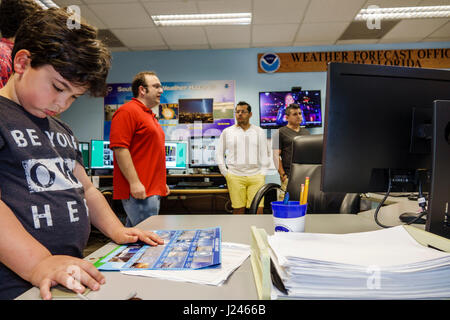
60 41 450 182
61 41 450 141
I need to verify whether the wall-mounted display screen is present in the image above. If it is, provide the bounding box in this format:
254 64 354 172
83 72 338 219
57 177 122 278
178 98 214 124
259 90 322 129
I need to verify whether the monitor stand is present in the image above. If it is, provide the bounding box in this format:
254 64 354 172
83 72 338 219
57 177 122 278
426 100 450 238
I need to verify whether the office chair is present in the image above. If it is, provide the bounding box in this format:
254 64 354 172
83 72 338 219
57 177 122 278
249 134 360 214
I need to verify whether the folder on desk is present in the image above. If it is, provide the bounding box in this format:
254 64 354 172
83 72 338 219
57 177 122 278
250 225 450 299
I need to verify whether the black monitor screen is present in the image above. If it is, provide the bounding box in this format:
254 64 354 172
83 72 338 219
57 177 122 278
90 140 113 169
259 90 322 128
189 136 219 168
321 62 450 194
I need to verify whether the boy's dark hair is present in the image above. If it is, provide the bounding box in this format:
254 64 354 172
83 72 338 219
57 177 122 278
285 103 301 116
12 8 111 97
0 0 41 39
236 101 251 113
132 71 157 98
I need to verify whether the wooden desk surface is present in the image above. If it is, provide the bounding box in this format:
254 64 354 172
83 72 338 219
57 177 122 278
16 198 422 300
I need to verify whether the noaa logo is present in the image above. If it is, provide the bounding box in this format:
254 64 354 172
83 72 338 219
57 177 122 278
259 53 280 73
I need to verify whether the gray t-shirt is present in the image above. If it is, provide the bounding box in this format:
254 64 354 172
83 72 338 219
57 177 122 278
272 126 310 176
0 96 90 299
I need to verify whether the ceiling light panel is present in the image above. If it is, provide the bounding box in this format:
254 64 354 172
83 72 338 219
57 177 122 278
152 13 252 26
355 5 450 20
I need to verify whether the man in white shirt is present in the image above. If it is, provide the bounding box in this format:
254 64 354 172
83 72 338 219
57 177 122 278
216 101 270 214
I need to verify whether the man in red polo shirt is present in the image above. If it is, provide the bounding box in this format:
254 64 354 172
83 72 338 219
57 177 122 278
110 71 169 226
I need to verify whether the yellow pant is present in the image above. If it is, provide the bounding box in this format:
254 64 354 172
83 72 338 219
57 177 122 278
225 173 265 209
277 177 289 201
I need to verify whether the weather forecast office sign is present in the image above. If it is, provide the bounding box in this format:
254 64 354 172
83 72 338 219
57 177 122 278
258 48 450 73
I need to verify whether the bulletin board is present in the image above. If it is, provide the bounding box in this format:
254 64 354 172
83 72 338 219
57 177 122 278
103 80 235 141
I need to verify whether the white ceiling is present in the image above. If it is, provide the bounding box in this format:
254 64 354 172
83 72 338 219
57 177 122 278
53 0 450 51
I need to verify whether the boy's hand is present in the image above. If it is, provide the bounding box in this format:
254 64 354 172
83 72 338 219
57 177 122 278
29 255 105 300
110 226 164 246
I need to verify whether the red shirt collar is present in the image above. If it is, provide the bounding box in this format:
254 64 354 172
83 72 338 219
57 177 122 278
132 97 155 116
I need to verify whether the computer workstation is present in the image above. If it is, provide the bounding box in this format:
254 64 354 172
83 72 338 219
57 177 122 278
322 62 450 238
163 137 230 214
165 136 226 190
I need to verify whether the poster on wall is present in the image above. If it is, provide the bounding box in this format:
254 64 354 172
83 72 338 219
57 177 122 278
103 80 235 141
159 80 235 140
103 83 133 141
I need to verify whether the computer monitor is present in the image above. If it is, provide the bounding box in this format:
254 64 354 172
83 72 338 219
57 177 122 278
165 141 188 170
90 140 114 171
259 90 322 129
78 141 90 169
189 136 219 168
321 62 450 237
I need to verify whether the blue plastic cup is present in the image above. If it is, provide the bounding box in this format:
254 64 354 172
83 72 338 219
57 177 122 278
271 201 308 232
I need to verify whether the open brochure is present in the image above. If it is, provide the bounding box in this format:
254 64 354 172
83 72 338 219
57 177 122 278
94 227 221 271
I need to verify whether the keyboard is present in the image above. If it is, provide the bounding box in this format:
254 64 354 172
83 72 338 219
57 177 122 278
176 181 214 188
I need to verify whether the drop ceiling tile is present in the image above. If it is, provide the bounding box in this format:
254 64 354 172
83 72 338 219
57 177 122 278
335 39 380 44
382 18 449 40
363 0 422 7
210 43 250 49
427 21 450 37
197 0 251 13
292 40 337 46
87 3 154 28
421 36 450 41
112 28 166 47
141 1 198 15
252 24 299 44
253 0 310 24
419 0 450 5
159 27 208 46
205 25 251 45
304 0 367 23
78 5 108 29
83 0 138 3
296 22 350 42
168 44 211 50
53 0 83 5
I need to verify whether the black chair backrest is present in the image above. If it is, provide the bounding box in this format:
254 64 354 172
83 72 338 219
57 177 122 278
286 135 349 213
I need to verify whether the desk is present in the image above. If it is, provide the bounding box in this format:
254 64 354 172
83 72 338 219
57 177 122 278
164 173 230 214
359 193 424 229
17 200 413 300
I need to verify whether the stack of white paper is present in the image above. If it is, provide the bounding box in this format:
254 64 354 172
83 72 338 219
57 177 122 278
268 226 450 299
121 242 250 286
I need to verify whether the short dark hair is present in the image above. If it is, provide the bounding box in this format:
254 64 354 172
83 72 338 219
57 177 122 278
12 8 111 97
132 71 157 98
0 0 41 38
236 101 251 113
285 103 301 116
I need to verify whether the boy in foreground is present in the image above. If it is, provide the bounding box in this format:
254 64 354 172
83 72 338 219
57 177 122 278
0 8 163 300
